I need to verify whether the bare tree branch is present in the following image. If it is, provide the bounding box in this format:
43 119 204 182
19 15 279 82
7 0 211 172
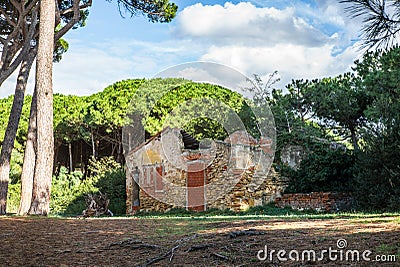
23 0 39 16
0 7 17 27
60 0 92 16
55 0 83 41
9 0 21 14
0 5 38 85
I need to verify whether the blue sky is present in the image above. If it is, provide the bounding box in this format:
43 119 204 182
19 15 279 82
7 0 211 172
1 0 364 97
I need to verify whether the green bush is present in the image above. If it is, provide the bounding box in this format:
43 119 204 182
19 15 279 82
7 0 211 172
5 151 24 214
89 157 126 214
60 156 126 215
350 47 400 212
51 166 92 214
5 156 126 215
353 132 400 211
7 182 21 213
283 144 354 194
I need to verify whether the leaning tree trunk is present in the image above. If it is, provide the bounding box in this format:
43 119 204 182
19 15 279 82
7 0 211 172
18 88 37 215
350 128 359 154
28 0 55 216
68 143 73 173
0 51 36 215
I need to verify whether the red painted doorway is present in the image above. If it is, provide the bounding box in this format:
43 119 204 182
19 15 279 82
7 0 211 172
186 161 205 211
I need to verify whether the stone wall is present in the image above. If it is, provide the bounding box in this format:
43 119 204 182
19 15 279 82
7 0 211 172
138 159 186 212
132 141 288 213
126 128 289 214
206 142 288 211
275 192 353 212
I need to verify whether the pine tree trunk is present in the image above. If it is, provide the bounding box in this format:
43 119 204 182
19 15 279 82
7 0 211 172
91 130 96 158
18 89 37 215
28 0 55 216
0 52 36 215
68 143 73 172
80 142 83 171
53 142 59 174
351 128 359 154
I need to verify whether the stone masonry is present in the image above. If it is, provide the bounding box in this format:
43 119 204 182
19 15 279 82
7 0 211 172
126 127 288 214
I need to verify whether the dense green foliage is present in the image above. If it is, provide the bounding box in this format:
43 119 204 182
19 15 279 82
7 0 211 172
351 47 400 211
268 82 355 194
6 156 126 214
129 78 253 140
275 47 400 211
283 145 354 193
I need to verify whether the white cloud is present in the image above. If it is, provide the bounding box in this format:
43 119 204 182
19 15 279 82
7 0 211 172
200 43 359 87
51 38 204 96
51 1 363 96
52 47 134 96
156 62 250 92
171 1 363 88
174 2 328 47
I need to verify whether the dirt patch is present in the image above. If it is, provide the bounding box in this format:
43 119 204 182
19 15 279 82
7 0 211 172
0 216 399 266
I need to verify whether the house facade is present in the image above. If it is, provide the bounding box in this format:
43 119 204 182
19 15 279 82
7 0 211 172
125 127 288 214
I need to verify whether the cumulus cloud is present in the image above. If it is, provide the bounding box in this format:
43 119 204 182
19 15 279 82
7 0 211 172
52 38 206 96
156 62 250 92
200 43 359 87
52 46 134 96
172 1 362 88
174 2 329 47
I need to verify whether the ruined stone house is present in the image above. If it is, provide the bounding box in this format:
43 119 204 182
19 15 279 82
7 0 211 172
125 127 288 214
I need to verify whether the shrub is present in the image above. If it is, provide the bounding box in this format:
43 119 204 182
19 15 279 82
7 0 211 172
283 145 354 194
87 156 126 214
5 156 126 215
51 166 92 214
53 157 126 215
353 132 400 211
7 183 21 213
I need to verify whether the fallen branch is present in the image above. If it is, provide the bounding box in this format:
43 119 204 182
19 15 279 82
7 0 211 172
140 233 199 266
108 238 142 247
82 192 113 217
141 245 180 267
55 249 72 254
169 245 179 262
211 252 229 261
185 244 212 252
132 244 161 250
175 233 198 243
108 238 160 250
76 249 104 254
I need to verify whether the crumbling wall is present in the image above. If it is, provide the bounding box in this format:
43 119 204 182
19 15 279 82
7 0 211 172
126 129 289 214
275 192 353 212
206 142 288 211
